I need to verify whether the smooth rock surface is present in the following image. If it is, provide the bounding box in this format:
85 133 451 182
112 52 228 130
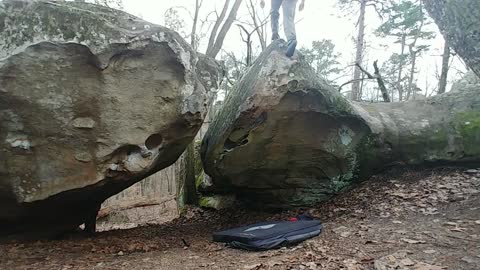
0 1 218 237
201 41 480 208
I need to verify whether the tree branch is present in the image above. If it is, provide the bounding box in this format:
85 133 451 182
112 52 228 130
206 0 231 56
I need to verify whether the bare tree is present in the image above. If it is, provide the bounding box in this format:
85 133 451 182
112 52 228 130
190 0 203 51
339 0 385 101
246 0 268 51
206 0 244 58
339 61 390 102
237 25 255 66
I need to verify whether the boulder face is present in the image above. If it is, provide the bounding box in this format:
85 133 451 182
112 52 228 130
201 41 480 208
0 1 216 236
424 0 480 77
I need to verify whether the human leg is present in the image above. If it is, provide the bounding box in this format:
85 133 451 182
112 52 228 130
271 0 283 40
282 0 297 42
282 0 298 56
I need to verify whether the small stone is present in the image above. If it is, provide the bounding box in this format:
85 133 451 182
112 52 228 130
72 117 95 129
332 226 348 234
423 249 436 254
400 258 415 266
117 251 124 256
461 256 479 264
387 255 396 263
74 152 92 163
475 220 480 225
465 169 479 174
243 264 261 269
392 220 402 224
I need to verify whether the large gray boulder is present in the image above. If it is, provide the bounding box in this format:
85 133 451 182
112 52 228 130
0 1 218 236
424 0 480 77
201 41 480 208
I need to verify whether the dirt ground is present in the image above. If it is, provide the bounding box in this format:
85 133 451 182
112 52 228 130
1 166 479 270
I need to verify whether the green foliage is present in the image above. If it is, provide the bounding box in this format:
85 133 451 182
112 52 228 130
164 8 188 37
375 0 435 100
376 0 434 43
299 39 341 83
381 54 408 86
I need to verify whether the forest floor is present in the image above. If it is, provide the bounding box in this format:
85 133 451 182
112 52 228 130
1 166 479 270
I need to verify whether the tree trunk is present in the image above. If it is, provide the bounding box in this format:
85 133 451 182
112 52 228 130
351 0 366 101
406 10 425 100
406 46 417 100
396 34 406 101
206 0 243 58
190 0 201 51
206 0 231 56
201 41 480 208
373 60 390 102
183 142 198 205
424 0 480 77
438 38 450 94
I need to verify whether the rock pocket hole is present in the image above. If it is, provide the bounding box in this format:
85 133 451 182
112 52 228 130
287 80 298 90
145 134 163 150
224 133 249 151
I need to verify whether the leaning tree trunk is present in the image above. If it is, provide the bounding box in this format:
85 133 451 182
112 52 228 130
201 41 480 208
424 0 480 77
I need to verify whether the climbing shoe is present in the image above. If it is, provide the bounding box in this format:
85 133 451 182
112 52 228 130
286 39 297 57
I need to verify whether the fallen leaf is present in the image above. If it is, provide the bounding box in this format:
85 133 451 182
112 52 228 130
360 256 375 263
401 258 415 266
365 240 379 244
444 222 458 226
244 263 262 270
465 169 479 174
401 238 426 244
413 262 446 270
266 261 283 267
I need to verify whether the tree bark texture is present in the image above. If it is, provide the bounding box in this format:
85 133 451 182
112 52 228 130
438 39 450 94
351 0 367 101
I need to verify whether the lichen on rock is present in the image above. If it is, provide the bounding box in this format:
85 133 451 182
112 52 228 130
201 41 480 208
0 0 219 237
